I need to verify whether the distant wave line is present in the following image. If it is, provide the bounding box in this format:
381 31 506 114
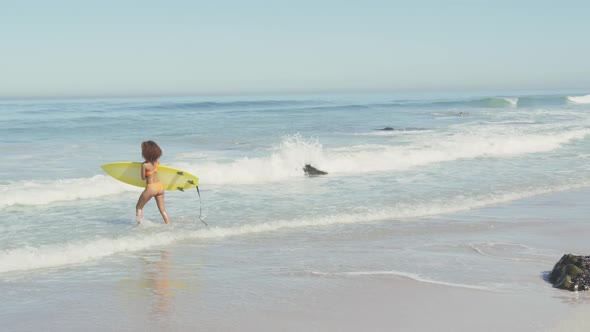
6 94 589 114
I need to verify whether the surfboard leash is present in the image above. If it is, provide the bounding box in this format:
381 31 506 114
183 177 208 226
195 186 208 226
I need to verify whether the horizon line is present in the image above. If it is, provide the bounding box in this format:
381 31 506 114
0 87 588 102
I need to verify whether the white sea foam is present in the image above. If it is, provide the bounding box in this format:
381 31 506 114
503 97 519 107
310 270 491 291
469 242 554 262
1 182 588 273
567 94 590 104
0 232 182 274
0 175 138 208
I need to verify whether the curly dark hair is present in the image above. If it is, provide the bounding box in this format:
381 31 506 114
141 141 162 163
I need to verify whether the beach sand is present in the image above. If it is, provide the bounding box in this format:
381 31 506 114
224 276 580 332
5 268 587 332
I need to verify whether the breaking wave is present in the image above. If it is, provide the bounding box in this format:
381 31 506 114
567 94 590 104
2 125 588 208
185 128 589 185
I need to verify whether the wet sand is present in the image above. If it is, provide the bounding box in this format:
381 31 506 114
216 275 586 332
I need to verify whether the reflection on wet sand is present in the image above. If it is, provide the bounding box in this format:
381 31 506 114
146 250 173 319
117 249 198 326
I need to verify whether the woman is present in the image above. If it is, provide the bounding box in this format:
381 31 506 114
136 140 171 224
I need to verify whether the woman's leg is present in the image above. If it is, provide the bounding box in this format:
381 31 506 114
136 190 154 223
155 194 171 224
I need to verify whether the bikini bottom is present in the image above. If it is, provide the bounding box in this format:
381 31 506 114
146 182 164 195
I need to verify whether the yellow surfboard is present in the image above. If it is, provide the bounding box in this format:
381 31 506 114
101 162 199 191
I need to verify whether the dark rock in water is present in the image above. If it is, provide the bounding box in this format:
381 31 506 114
303 164 327 176
376 127 427 131
550 254 590 291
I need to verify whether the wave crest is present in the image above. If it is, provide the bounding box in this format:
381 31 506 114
464 97 518 108
0 175 137 208
567 94 590 104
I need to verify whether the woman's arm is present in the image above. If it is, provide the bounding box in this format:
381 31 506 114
141 162 146 180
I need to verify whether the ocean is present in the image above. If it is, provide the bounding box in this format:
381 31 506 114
2 92 590 331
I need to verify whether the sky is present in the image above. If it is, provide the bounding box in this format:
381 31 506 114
1 0 589 98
